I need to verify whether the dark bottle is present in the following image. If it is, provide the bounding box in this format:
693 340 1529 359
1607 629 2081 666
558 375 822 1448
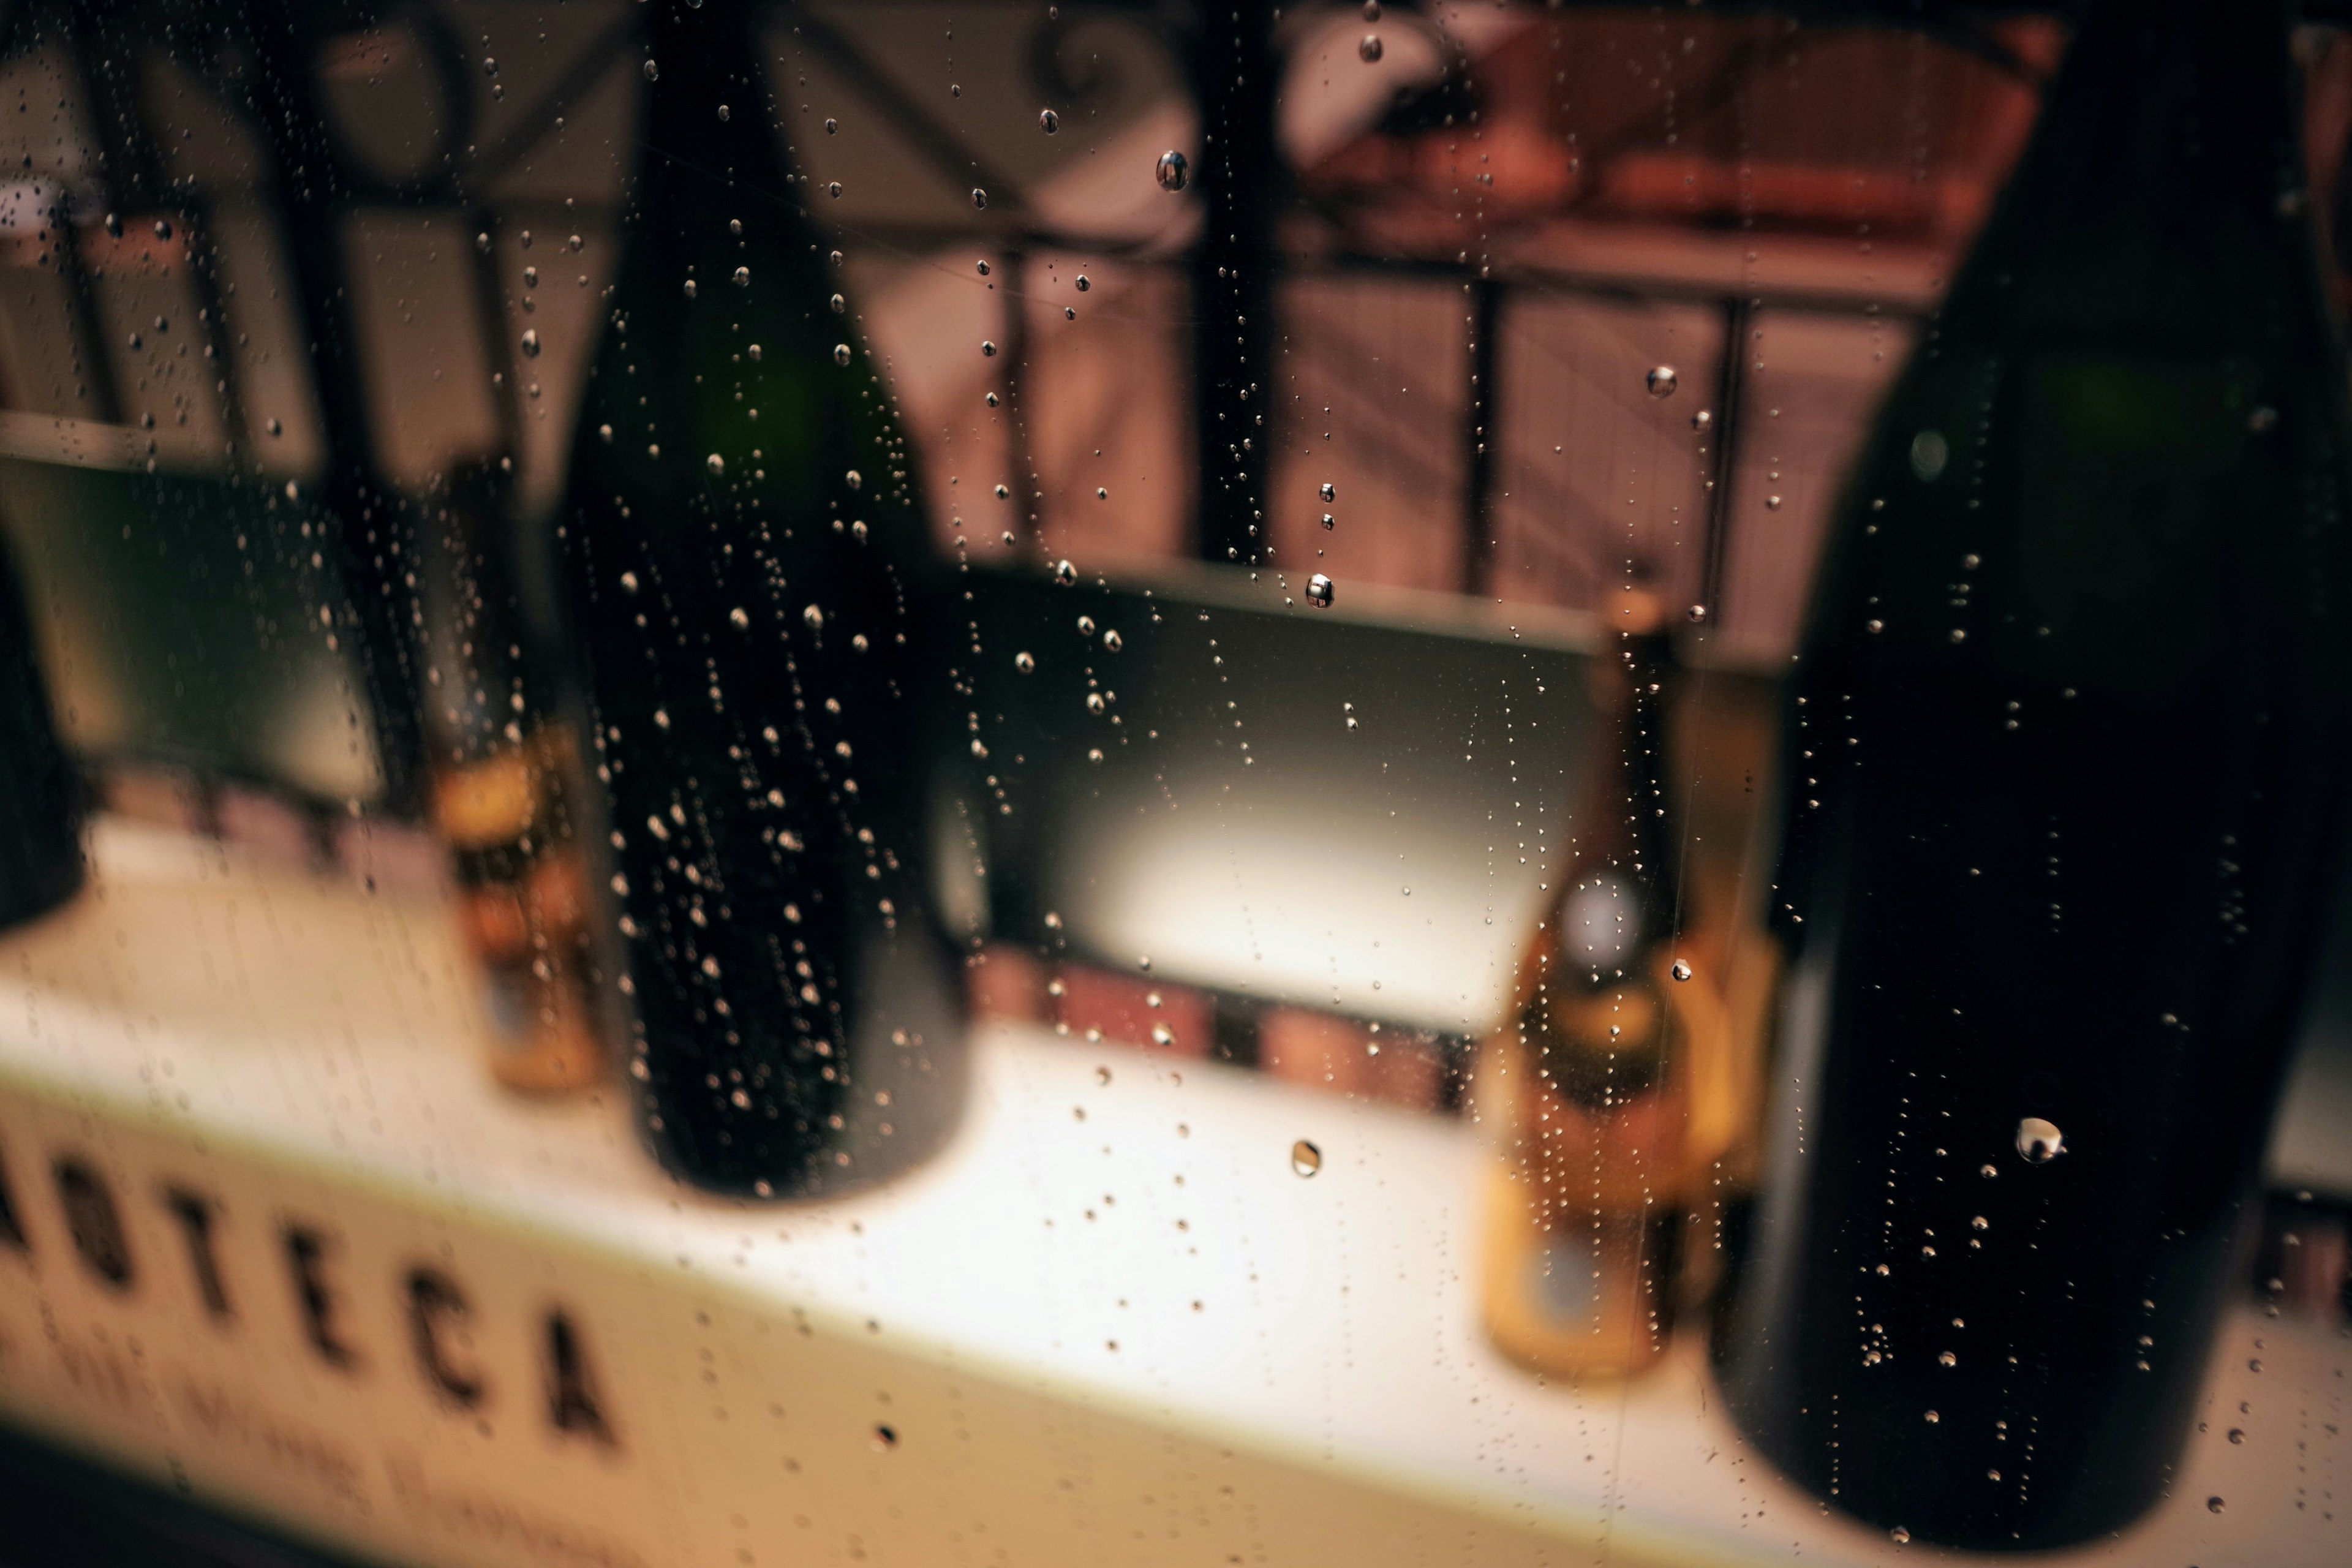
554 0 967 1195
1477 591 1737 1378
1715 1 2352 1549
0 533 82 931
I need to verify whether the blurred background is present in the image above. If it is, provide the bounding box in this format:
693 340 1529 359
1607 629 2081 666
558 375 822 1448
2 3 2351 1555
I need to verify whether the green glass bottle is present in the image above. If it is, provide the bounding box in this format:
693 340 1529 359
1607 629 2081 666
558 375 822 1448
555 0 967 1196
1716 0 2352 1548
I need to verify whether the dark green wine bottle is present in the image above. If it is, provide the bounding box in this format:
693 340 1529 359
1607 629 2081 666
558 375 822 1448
556 0 967 1196
1716 0 2352 1549
0 533 82 932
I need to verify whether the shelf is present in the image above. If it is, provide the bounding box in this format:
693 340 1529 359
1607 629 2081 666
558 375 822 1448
0 820 2337 1567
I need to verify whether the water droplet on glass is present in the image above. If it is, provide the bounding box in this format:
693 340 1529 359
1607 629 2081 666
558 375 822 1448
729 606 750 630
803 605 824 629
153 218 173 241
1923 1410 1940 1423
1320 481 1336 502
706 453 725 475
569 233 585 252
1052 559 1079 587
1075 274 1090 292
1671 959 1693 982
824 117 838 134
748 344 762 361
1040 108 1060 134
1102 630 1124 652
846 469 862 491
642 58 659 81
1645 365 1678 398
834 344 853 366
2248 405 2279 434
1014 652 1036 673
1980 1163 1999 1178
619 571 639 594
1890 1527 1911 1545
1938 1351 1957 1366
2227 1427 2245 1444
266 417 283 437
682 278 698 298
1765 494 1783 511
1152 1024 1175 1047
971 187 988 209
1910 429 1949 482
872 1425 897 1450
1691 409 1713 431
1358 34 1384 62
2206 1496 2225 1514
1291 1140 1322 1177
981 340 997 358
830 293 846 314
1322 513 1336 530
1305 574 1335 608
733 266 750 287
1156 151 1189 192
827 182 843 199
2016 1116 2065 1164
1085 693 1106 715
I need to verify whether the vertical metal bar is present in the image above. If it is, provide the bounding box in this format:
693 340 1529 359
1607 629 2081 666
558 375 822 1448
1190 0 1279 567
998 245 1043 556
1460 276 1503 597
232 1 426 813
1696 295 1751 627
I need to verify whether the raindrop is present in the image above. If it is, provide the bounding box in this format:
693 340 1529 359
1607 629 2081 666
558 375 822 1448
1102 630 1124 652
642 58 659 81
1291 1140 1322 1177
1970 1215 1989 1231
1671 959 1693 982
1765 494 1783 511
827 183 843 200
748 344 763 361
872 1425 897 1450
1039 108 1060 134
971 187 988 209
1075 275 1091 292
2228 1428 2245 1444
1923 1410 1940 1423
733 266 750 287
834 344 853 366
569 233 584 252
706 453 725 475
1077 616 1096 635
1156 151 1189 192
1691 409 1713 431
1980 1163 1998 1178
683 279 698 298
153 219 173 241
846 469 862 490
1910 429 1950 482
824 118 838 134
831 293 845 313
803 605 824 629
1052 559 1079 586
1085 693 1106 715
2206 1496 2225 1515
1938 1350 1957 1367
1014 652 1036 673
729 607 750 630
2016 1117 2065 1164
981 341 998 358
1320 481 1336 502
1363 0 1381 17
519 328 541 358
619 571 640 594
1321 513 1336 530
1358 34 1384 62
1151 1025 1175 1047
976 259 991 276
1645 365 1678 398
1686 604 1708 624
2248 405 2279 434
1306 574 1335 608
266 418 283 437
1890 1528 1911 1545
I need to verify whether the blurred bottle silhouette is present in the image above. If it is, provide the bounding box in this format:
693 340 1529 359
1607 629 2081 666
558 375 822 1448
418 461 610 1095
1479 587 1738 1378
552 0 967 1195
1715 0 2352 1548
0 533 82 933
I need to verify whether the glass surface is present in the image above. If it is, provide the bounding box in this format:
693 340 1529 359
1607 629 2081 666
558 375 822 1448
0 4 2345 1565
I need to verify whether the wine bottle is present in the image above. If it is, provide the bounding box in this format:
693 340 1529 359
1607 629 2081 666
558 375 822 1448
0 532 82 932
1714 0 2352 1548
553 0 967 1195
418 461 609 1095
1478 591 1736 1378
